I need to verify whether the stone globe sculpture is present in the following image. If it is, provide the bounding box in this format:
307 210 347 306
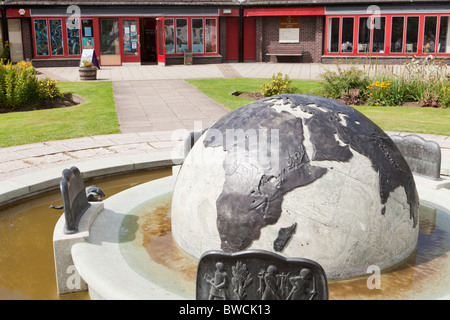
171 94 419 279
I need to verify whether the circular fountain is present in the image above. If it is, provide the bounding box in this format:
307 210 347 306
67 95 450 300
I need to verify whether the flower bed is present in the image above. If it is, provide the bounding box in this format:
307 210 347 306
0 61 63 110
318 56 450 108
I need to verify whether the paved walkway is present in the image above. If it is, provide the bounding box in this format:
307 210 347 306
37 62 331 82
113 80 227 133
0 62 447 183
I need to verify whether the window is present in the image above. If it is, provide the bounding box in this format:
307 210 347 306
327 17 340 53
325 14 450 56
192 19 204 53
164 18 174 54
34 17 83 57
123 20 139 56
391 17 404 53
405 17 419 53
34 19 49 56
49 19 64 55
81 19 94 49
358 17 370 53
205 19 217 53
67 19 81 56
160 17 218 55
372 17 385 53
438 16 450 53
341 17 354 53
176 19 188 53
423 16 437 53
100 19 119 55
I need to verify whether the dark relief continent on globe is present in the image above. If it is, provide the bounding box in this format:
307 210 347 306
203 94 418 253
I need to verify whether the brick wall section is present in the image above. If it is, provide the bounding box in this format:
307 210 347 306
255 15 323 63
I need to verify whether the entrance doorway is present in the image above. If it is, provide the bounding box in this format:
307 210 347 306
100 18 121 66
140 18 157 64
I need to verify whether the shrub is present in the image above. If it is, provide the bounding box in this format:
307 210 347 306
261 72 296 97
0 61 62 109
319 64 370 99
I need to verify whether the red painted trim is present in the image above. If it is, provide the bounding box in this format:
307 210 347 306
226 16 239 61
119 17 141 63
156 17 166 65
244 7 325 17
385 16 392 54
6 8 30 18
244 17 256 61
93 18 101 62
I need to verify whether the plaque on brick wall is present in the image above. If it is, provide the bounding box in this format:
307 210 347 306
196 250 328 300
279 16 300 43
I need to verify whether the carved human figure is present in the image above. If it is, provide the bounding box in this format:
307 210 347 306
205 262 229 300
262 265 281 300
286 268 315 300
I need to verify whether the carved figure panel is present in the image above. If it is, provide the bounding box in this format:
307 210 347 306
196 250 328 300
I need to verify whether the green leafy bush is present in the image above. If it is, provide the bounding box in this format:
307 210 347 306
261 72 296 97
319 64 370 99
0 61 62 109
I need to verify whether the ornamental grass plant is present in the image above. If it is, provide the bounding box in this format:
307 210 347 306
0 61 63 109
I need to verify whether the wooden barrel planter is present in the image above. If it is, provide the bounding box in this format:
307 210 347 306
79 67 97 81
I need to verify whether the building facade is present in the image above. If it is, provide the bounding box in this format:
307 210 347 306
0 0 449 66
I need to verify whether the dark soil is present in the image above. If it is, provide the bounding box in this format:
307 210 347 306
232 91 265 100
0 93 84 114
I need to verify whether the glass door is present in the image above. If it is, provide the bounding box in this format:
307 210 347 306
100 18 121 65
121 19 140 63
156 17 166 66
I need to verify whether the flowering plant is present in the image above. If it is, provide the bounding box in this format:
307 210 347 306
0 61 62 109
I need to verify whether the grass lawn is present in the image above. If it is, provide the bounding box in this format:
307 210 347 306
353 105 450 136
0 81 120 148
186 78 450 136
186 78 321 111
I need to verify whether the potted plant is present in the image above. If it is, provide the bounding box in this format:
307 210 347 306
79 59 97 81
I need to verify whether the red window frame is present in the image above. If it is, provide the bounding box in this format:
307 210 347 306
163 16 219 56
324 13 450 56
32 17 83 58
